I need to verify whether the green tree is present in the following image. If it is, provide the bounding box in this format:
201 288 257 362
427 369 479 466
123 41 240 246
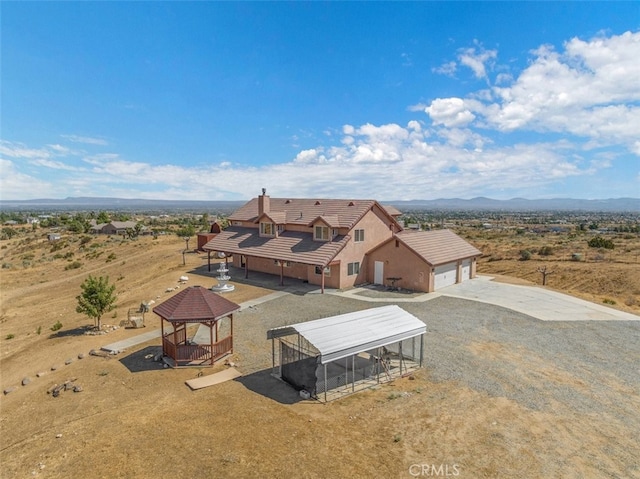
176 224 196 265
1 227 18 240
97 211 110 223
76 275 117 330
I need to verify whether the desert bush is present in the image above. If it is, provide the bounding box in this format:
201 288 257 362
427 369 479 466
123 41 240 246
5 333 15 340
538 246 554 256
519 250 532 261
588 236 614 249
602 298 616 305
80 236 93 246
106 253 117 262
624 297 637 307
50 321 63 332
65 261 82 270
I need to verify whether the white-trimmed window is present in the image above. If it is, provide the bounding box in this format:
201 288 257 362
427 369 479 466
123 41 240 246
260 222 274 236
314 225 329 241
274 260 291 268
354 229 365 242
347 262 360 276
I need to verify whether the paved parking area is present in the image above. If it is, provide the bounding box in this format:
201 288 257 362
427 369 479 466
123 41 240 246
438 276 640 321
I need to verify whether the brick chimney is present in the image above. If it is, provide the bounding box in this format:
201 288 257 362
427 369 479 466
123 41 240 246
258 188 270 216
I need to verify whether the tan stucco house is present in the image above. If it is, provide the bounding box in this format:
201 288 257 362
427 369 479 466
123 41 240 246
204 189 481 293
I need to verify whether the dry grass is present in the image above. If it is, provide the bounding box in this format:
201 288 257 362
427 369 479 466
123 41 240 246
1 230 638 478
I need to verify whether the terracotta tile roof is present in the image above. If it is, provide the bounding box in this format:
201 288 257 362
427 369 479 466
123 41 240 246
229 197 398 230
203 226 350 266
308 215 340 228
153 286 240 322
394 229 481 266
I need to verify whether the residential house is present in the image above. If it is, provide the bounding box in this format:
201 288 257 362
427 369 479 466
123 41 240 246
90 221 139 235
204 190 481 293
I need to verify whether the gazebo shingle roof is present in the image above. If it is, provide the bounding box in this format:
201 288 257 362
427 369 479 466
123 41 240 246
153 286 240 322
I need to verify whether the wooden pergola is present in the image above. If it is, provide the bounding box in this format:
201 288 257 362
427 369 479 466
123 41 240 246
153 286 240 367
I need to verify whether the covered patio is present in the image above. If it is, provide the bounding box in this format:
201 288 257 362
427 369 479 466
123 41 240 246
267 305 426 401
153 286 240 367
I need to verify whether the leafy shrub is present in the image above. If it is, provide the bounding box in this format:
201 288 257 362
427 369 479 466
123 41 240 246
106 253 117 262
602 298 616 305
65 261 82 270
538 246 554 256
50 321 63 332
5 333 15 340
519 250 532 261
588 236 614 249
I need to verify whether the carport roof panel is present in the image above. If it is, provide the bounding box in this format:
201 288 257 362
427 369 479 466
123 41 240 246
269 305 426 364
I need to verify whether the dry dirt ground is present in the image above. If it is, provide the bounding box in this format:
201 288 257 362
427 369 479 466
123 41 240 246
1 232 639 478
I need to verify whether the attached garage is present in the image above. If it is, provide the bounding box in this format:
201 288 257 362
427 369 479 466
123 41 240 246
434 263 458 289
365 229 481 293
267 305 426 402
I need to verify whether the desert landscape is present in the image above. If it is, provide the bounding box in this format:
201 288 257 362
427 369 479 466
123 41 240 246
1 226 639 478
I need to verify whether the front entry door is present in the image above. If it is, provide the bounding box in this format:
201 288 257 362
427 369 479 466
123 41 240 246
374 261 384 285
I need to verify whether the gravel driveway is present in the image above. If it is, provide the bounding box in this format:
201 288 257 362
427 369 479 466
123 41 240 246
232 288 640 445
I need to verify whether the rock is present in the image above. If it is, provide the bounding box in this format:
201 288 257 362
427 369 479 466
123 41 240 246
73 385 83 393
51 365 59 371
55 434 62 438
36 371 46 378
22 377 31 386
77 353 85 360
154 353 163 362
3 386 17 395
65 358 73 365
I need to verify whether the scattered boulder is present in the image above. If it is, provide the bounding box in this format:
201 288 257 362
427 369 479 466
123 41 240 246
65 358 73 365
51 365 60 371
78 353 85 360
73 385 83 393
3 386 17 395
21 377 31 386
36 371 46 378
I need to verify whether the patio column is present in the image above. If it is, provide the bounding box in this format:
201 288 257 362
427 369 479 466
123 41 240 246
207 250 211 272
321 266 325 294
280 262 284 286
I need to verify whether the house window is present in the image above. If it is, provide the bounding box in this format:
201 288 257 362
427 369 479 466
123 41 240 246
260 222 274 236
314 225 329 241
315 265 331 276
274 260 291 268
347 262 360 276
354 229 365 242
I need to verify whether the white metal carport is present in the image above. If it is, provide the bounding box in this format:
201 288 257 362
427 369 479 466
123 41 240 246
267 305 426 401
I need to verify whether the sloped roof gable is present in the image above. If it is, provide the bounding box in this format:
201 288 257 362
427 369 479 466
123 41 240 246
393 229 481 266
153 286 240 322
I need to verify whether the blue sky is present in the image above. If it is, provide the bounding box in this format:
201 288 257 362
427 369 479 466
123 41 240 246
1 2 639 201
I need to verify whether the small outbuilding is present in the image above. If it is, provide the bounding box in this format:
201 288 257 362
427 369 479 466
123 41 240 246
153 286 240 367
267 305 426 401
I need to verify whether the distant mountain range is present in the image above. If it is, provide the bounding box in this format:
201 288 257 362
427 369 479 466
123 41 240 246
1 196 638 212
387 197 640 212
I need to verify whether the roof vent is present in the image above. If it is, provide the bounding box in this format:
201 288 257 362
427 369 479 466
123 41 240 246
285 199 291 204
315 200 321 205
348 201 355 206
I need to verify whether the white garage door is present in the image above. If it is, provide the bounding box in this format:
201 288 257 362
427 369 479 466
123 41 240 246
434 263 457 290
461 259 471 281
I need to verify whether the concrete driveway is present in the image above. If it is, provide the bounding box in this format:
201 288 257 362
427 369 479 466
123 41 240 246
439 276 640 321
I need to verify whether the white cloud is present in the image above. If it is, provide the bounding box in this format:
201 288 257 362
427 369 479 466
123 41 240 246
458 42 497 80
426 31 640 157
425 98 476 127
0 159 53 200
61 134 108 146
432 61 457 77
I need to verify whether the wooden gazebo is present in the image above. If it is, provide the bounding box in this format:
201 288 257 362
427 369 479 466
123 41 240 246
153 286 240 367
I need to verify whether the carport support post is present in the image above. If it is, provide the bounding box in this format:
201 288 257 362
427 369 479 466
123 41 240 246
419 334 424 367
324 364 328 402
207 250 211 272
271 338 275 375
352 355 355 392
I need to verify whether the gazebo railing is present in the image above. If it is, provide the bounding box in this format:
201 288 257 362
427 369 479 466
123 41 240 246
163 334 233 364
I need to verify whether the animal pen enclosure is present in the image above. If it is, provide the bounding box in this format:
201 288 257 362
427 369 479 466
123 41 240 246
267 305 426 401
